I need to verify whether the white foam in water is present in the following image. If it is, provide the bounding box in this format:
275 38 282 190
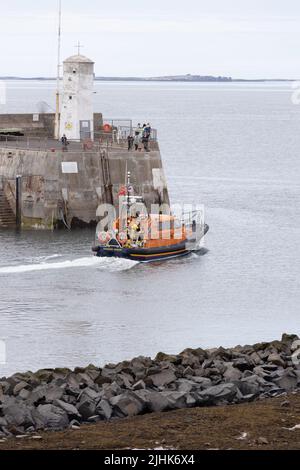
0 256 139 274
41 254 63 261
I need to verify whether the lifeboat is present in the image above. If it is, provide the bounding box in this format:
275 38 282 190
92 173 209 263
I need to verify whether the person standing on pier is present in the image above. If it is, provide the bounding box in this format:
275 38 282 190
61 134 69 151
134 132 140 151
127 134 134 151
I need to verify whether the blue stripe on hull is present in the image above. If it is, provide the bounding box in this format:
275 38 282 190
136 251 191 263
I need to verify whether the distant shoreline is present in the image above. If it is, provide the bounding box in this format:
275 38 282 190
0 76 296 83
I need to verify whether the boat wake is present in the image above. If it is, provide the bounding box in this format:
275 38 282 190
0 256 139 275
191 247 209 256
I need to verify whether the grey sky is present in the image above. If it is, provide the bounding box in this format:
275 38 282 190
1 0 300 78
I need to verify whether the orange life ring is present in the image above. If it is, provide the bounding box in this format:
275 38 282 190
117 232 128 245
118 186 127 197
98 231 111 244
103 124 112 133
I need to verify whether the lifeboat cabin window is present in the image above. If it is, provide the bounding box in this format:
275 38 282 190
159 220 175 232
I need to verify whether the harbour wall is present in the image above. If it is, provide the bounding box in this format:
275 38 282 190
0 145 170 229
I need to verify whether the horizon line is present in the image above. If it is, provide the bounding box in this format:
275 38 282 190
0 75 297 82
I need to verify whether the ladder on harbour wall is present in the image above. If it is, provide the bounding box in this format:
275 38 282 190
100 150 114 206
0 184 16 228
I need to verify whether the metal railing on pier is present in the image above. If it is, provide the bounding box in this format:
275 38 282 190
100 120 158 142
0 132 159 153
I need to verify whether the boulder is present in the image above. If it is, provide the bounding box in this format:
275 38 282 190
176 379 200 394
75 372 95 388
147 365 165 376
183 366 195 377
13 381 30 396
101 382 123 400
0 417 8 427
78 387 100 402
253 342 270 353
5 376 26 394
202 359 214 369
129 356 152 380
77 399 97 421
61 394 77 405
96 399 113 420
0 382 10 397
33 369 54 383
132 380 146 391
223 366 242 382
52 368 72 379
193 368 205 377
65 386 81 399
2 401 33 429
95 375 112 386
110 391 145 417
190 377 212 389
197 383 238 405
274 369 298 392
233 357 253 372
147 369 177 388
135 390 170 413
19 389 30 401
84 366 101 382
179 350 201 368
76 387 101 420
35 404 69 430
64 375 81 397
115 373 134 389
53 399 81 419
253 366 271 380
186 394 197 407
250 352 263 366
131 356 153 368
202 367 222 379
155 352 179 364
101 367 118 381
208 347 232 361
212 360 227 375
237 378 261 397
267 353 285 368
27 384 64 405
52 378 69 388
160 391 188 410
281 333 299 345
114 360 132 375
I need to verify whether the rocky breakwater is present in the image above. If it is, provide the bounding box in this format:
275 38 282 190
0 334 300 438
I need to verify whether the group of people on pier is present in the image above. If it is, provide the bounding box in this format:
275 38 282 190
127 123 152 152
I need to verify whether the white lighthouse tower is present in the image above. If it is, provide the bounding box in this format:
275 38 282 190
60 52 95 141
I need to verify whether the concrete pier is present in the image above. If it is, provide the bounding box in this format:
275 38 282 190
0 130 169 229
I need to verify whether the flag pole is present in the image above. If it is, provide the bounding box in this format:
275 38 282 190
54 0 62 140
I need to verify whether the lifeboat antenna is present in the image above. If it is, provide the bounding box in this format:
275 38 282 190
127 171 131 216
54 0 62 140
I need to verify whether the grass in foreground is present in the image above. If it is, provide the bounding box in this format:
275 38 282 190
1 393 300 450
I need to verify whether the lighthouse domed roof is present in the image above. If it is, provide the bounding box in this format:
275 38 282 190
64 54 94 64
